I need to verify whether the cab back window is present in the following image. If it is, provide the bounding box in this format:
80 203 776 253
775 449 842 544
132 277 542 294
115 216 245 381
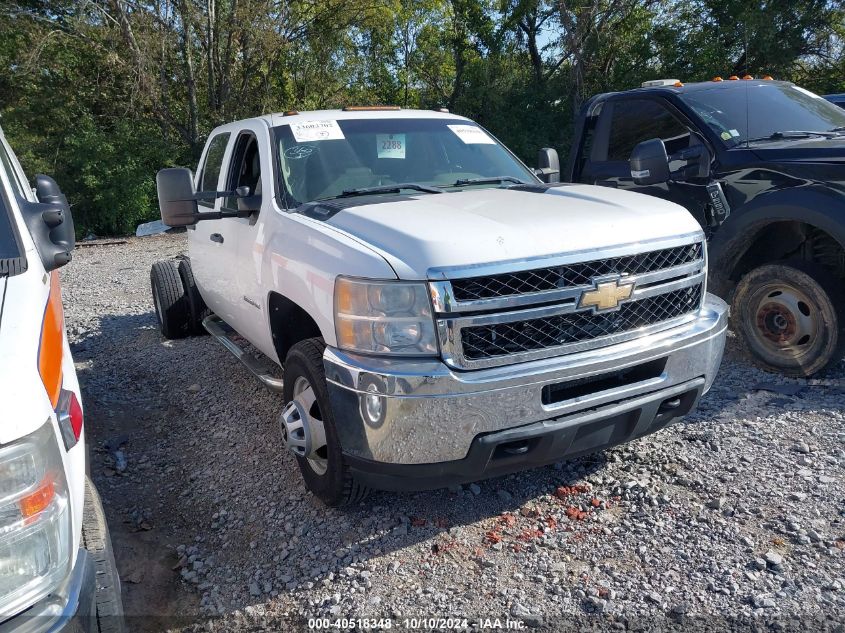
607 100 691 160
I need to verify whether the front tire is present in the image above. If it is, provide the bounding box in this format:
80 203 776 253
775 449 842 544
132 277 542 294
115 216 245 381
282 338 370 506
150 260 189 339
82 478 125 633
731 261 845 377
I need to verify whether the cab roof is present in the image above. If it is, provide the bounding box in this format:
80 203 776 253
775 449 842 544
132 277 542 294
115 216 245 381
619 78 792 97
264 108 468 127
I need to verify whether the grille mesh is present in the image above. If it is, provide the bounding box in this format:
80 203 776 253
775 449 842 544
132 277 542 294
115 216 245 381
460 284 703 361
451 243 702 302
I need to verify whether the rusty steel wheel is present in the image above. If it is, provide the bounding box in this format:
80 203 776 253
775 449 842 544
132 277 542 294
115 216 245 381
731 261 845 377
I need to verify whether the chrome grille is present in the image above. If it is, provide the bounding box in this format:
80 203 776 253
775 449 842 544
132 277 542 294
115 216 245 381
451 243 702 302
460 284 703 361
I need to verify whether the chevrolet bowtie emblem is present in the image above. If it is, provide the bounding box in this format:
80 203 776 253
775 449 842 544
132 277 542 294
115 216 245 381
578 276 635 312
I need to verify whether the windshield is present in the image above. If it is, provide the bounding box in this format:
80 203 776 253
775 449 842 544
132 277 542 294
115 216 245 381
274 117 536 205
679 83 845 146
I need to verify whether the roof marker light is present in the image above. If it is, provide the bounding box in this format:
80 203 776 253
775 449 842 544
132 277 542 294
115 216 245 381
728 75 739 80
673 81 684 87
712 76 723 82
762 75 773 80
283 110 299 116
742 75 754 80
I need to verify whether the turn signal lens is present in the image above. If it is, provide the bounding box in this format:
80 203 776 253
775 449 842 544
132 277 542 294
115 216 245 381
38 273 64 407
19 478 55 518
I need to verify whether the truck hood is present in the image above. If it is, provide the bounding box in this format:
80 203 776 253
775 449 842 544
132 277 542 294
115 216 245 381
325 185 702 279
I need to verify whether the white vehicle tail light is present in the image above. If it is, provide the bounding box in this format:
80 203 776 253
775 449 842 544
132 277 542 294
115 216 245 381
0 421 71 618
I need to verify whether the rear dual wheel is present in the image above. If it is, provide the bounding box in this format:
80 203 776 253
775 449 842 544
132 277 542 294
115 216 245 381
150 259 209 338
731 261 845 377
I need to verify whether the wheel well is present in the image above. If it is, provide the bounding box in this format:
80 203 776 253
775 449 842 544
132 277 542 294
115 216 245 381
729 221 845 282
268 292 323 362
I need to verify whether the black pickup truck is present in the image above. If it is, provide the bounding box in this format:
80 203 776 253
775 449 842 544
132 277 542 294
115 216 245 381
555 78 845 377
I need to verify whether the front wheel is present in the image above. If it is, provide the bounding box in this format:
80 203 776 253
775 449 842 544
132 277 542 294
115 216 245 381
281 338 370 506
731 261 845 377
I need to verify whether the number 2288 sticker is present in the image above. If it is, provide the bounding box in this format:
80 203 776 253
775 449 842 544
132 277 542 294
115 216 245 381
377 134 405 159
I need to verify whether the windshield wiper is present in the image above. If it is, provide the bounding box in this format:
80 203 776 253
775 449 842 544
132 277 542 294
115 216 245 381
828 126 845 133
746 130 840 143
451 176 527 187
333 183 444 199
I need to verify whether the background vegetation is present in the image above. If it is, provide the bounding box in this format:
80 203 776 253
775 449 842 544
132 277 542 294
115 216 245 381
2 0 844 236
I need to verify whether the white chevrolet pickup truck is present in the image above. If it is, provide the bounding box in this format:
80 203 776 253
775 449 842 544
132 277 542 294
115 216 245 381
0 128 122 630
153 107 728 506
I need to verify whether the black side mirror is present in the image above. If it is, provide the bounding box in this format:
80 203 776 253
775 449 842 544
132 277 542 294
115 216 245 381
672 143 712 179
535 147 560 184
630 139 670 185
19 175 75 271
157 168 199 227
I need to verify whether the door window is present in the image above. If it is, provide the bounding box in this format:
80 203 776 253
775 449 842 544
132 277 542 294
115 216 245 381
224 133 261 210
607 100 691 160
197 132 230 207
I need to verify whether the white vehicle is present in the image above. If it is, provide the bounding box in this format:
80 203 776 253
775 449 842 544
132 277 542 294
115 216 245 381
0 129 122 631
153 107 728 506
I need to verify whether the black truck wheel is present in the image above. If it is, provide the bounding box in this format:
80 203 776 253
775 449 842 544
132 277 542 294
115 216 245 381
82 478 125 633
731 261 845 377
177 259 211 335
150 260 189 339
281 338 370 506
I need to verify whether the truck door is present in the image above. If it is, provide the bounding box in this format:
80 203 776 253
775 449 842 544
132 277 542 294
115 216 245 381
222 126 276 357
189 131 236 321
582 97 712 228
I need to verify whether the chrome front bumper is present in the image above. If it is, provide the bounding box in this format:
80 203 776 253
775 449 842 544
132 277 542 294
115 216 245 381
324 293 728 469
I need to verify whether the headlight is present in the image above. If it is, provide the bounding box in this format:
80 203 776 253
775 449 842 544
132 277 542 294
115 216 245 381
0 421 71 618
335 278 438 356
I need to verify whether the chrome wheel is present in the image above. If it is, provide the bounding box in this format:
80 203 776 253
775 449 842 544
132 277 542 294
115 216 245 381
282 376 328 475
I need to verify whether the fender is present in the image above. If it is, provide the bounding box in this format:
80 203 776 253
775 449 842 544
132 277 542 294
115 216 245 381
708 184 845 289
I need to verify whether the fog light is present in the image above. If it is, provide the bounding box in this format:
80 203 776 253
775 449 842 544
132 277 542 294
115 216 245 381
361 384 386 427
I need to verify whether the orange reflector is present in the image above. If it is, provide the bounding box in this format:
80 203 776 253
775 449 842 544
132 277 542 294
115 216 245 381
283 110 299 116
712 76 723 82
728 75 739 80
742 75 754 80
673 81 684 87
20 478 55 518
38 272 64 407
342 105 401 112
762 75 773 80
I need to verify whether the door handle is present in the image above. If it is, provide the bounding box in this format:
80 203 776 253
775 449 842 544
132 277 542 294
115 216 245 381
210 233 224 243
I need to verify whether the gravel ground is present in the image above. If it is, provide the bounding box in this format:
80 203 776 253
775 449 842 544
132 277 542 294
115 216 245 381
63 233 845 632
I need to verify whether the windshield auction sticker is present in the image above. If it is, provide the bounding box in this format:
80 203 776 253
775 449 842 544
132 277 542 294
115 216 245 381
289 120 345 143
447 124 495 144
377 134 406 159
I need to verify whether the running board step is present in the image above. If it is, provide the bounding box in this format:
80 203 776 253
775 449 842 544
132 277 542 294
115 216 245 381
202 315 284 393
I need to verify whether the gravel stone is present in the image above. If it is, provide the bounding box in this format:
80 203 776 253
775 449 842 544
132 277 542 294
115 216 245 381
64 234 845 628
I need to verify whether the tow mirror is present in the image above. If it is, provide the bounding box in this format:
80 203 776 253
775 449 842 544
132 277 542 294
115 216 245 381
672 143 712 179
535 147 560 184
630 139 670 185
157 168 199 227
157 169 256 226
19 175 75 271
